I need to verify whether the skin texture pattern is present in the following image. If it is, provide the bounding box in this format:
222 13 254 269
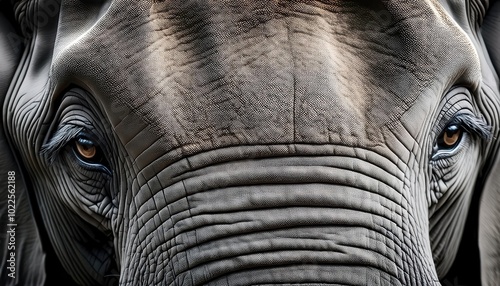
1 0 500 285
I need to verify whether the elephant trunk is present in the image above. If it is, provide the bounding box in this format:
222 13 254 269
118 145 439 285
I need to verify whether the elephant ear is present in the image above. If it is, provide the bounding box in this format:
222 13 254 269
479 0 500 285
0 5 46 286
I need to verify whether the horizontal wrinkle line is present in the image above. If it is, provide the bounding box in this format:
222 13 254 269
207 281 365 286
197 185 398 215
140 169 406 216
164 223 409 266
132 181 406 244
188 257 400 285
171 158 405 192
165 235 403 279
241 283 361 286
135 143 406 179
132 192 402 244
188 144 405 175
335 240 402 276
181 256 402 286
136 206 405 263
138 174 406 221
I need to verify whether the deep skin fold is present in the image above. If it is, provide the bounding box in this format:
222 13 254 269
2 0 500 285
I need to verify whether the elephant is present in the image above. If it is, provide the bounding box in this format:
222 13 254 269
2 0 500 285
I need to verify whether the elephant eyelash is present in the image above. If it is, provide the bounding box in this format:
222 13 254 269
431 113 491 160
41 124 84 164
445 114 491 141
41 124 111 175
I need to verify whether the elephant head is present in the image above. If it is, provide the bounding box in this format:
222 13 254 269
2 0 500 285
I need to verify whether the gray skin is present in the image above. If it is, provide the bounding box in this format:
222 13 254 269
1 0 500 285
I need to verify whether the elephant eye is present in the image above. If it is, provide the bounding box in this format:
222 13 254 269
73 136 107 167
430 113 491 161
75 138 97 159
437 124 463 150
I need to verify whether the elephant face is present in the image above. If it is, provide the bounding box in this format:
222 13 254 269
1 0 500 285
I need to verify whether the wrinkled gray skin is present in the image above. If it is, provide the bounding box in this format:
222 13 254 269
1 0 500 285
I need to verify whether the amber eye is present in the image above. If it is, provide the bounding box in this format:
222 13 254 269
72 135 110 174
438 124 463 149
74 137 98 161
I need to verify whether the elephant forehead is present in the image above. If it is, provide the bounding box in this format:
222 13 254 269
52 0 480 155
